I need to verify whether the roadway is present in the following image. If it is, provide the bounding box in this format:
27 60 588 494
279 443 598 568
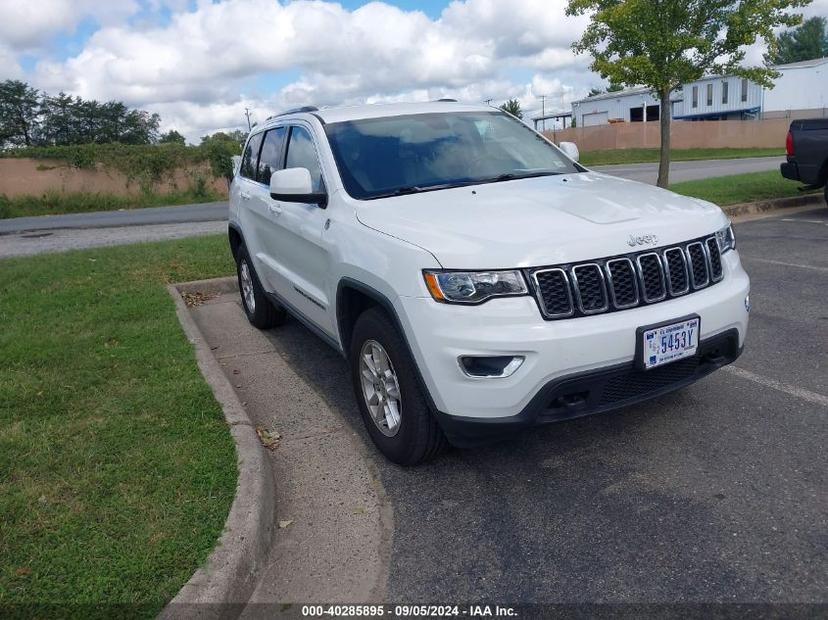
0 157 785 240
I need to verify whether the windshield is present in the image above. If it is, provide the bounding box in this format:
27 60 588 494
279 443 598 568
324 111 582 200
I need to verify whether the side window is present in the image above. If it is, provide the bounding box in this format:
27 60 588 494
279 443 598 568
285 126 324 192
240 132 263 180
257 127 287 183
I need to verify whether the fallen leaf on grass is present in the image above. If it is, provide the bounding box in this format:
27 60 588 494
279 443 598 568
278 520 293 529
256 427 281 450
15 567 32 576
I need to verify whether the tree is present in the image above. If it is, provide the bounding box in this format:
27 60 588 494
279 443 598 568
200 131 246 184
159 129 187 145
38 92 77 146
0 80 40 147
566 0 809 188
588 82 625 97
499 98 523 119
0 79 164 147
119 109 161 144
766 16 828 65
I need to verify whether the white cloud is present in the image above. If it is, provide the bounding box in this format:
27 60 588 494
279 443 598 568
0 0 139 50
16 0 824 141
24 0 593 140
0 44 23 80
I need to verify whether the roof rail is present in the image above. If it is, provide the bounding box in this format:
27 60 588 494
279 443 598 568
267 106 319 120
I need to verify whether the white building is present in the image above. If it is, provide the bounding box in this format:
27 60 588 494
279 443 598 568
570 57 828 126
571 86 663 127
762 57 828 119
672 75 763 120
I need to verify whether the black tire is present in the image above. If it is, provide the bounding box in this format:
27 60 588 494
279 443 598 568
350 307 447 465
235 243 287 329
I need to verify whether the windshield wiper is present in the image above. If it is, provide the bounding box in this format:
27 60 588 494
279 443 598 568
366 172 564 200
484 171 564 184
369 183 459 199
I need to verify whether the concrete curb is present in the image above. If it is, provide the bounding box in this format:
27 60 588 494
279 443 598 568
159 279 274 620
722 193 825 218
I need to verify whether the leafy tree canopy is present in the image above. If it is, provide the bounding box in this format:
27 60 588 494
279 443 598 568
159 129 187 145
566 0 810 187
499 98 524 119
0 80 162 148
766 16 828 64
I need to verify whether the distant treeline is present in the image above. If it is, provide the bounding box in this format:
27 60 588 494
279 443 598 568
0 79 181 148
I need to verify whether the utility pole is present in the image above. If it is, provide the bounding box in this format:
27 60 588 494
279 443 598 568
539 95 547 132
484 98 493 106
244 108 252 131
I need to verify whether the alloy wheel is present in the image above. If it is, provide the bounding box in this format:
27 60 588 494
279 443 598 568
359 339 402 437
240 260 256 313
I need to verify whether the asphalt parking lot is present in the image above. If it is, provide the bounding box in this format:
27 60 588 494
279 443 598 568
194 207 827 606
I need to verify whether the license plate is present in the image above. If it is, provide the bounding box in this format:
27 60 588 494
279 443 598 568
637 316 700 370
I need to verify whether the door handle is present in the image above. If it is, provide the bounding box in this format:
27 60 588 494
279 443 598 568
239 191 251 201
268 203 283 216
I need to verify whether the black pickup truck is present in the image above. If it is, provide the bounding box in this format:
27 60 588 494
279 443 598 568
781 118 828 204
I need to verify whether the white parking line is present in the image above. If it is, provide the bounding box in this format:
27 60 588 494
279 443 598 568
745 257 828 272
723 366 828 408
780 218 828 225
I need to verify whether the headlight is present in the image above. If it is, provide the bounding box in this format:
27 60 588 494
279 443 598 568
423 269 528 304
716 224 736 253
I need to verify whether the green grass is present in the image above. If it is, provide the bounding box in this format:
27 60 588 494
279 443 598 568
580 147 783 167
0 236 237 616
670 170 819 206
0 188 225 220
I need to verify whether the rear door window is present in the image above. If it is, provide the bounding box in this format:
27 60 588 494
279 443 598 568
240 132 264 180
257 127 287 183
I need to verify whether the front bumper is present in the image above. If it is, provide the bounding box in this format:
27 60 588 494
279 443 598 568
398 250 750 435
436 329 741 447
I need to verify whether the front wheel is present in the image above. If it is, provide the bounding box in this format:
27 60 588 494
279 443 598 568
350 307 447 465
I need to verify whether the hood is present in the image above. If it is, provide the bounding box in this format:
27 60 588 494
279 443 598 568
354 172 728 269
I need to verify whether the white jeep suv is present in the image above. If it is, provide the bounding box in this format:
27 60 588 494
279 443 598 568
228 102 749 465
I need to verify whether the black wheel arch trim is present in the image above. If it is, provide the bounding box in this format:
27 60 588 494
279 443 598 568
228 222 244 258
336 277 441 414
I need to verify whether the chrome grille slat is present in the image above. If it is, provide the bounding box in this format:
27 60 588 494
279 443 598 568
532 268 574 318
705 237 724 281
663 247 690 296
636 252 667 302
605 258 639 309
687 242 710 288
529 234 726 320
571 263 609 314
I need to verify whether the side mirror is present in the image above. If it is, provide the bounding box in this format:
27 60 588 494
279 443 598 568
558 141 580 163
231 155 242 176
270 167 327 208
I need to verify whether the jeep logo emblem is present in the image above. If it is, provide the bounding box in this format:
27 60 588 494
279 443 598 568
627 233 659 247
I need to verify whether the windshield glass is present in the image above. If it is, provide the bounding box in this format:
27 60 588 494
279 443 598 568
324 111 582 200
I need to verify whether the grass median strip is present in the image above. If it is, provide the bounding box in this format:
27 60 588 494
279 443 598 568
670 170 819 206
580 147 782 167
0 188 225 220
0 235 237 614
